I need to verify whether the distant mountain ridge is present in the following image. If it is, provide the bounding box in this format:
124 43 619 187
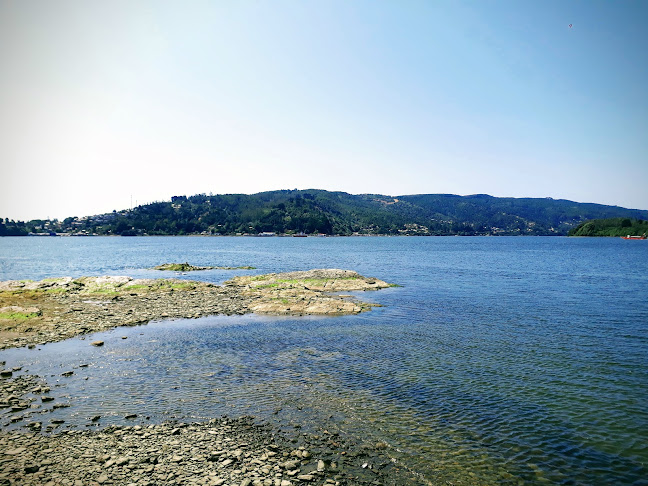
2 190 647 236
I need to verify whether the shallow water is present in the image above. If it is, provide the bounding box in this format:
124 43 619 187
1 236 647 484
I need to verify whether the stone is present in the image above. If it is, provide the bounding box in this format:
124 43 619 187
283 460 299 470
91 341 104 347
5 447 26 455
116 457 129 466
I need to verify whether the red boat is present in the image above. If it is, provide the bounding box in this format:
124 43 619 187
621 233 647 240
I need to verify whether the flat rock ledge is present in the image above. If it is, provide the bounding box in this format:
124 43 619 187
0 417 424 486
0 270 393 350
228 270 391 316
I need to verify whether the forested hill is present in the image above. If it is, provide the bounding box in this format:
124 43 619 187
2 190 647 236
569 218 648 237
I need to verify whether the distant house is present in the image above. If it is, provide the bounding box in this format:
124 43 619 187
258 232 276 237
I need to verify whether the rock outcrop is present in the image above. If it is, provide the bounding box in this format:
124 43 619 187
228 270 391 316
153 263 256 271
0 270 394 350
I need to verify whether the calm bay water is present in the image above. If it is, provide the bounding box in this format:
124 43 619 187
1 236 647 485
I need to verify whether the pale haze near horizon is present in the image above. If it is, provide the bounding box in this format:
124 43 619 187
1 0 646 221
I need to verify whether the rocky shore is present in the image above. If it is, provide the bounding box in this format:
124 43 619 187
0 270 421 485
0 364 425 485
0 416 425 486
0 270 392 351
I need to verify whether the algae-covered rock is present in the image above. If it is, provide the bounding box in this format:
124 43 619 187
0 269 394 349
226 269 391 316
0 306 41 320
228 269 391 292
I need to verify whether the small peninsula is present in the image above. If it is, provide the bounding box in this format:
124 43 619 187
0 270 392 350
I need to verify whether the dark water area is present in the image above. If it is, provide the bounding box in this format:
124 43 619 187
1 236 647 484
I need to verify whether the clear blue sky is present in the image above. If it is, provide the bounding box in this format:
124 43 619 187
1 0 646 220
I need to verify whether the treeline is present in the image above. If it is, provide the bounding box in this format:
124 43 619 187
568 218 648 237
0 219 30 236
2 190 648 237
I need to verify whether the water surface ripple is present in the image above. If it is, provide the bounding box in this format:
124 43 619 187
1 236 647 485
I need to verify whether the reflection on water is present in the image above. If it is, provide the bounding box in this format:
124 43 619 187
1 236 647 484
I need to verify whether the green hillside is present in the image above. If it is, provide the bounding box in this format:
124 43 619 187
2 190 647 236
568 218 648 237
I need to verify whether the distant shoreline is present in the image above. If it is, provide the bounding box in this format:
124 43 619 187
4 233 571 237
4 190 646 237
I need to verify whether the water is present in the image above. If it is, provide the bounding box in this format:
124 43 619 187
1 236 647 484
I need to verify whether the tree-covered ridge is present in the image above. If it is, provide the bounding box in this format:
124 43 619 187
568 218 648 237
2 190 647 237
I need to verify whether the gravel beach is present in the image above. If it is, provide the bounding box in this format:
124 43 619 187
0 416 427 486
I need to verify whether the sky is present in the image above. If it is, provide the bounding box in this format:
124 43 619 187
1 0 647 221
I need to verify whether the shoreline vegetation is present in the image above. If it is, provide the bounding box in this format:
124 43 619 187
2 189 647 237
0 270 421 485
568 217 648 237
